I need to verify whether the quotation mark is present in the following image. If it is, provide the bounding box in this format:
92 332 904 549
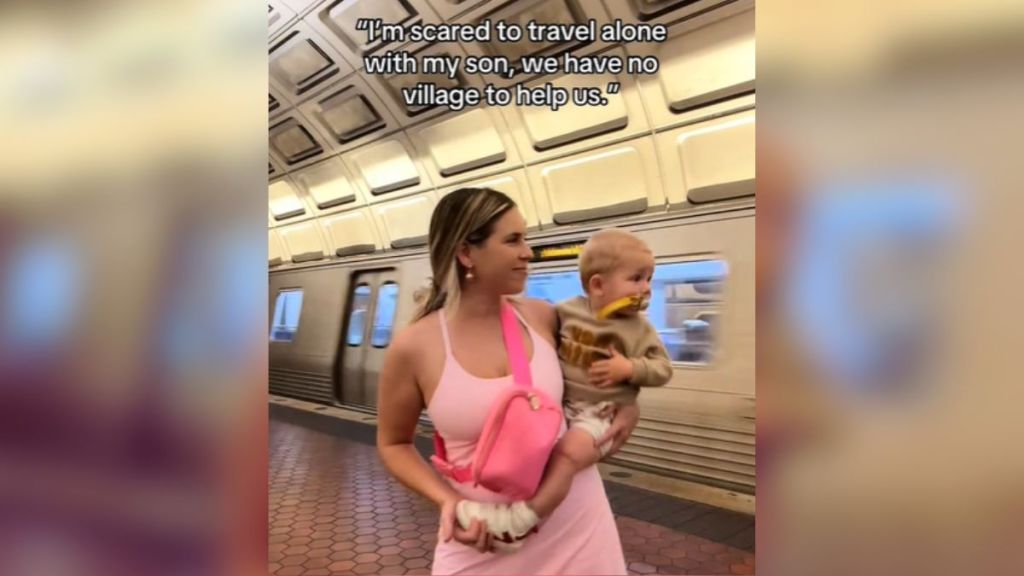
607 82 620 94
355 18 382 42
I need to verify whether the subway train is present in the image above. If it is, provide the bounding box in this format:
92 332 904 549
267 0 755 495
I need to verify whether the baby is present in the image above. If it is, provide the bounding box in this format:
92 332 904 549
456 228 673 549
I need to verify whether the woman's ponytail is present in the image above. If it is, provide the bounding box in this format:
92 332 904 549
411 278 446 324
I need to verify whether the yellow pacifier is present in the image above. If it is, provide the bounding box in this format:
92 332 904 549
597 294 650 320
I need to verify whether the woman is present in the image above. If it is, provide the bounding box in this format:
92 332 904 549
376 188 639 574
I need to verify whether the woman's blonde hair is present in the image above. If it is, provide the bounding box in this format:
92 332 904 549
411 187 517 323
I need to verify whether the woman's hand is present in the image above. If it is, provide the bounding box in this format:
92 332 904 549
438 498 494 553
596 402 640 457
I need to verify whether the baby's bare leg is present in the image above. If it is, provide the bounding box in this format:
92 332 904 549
528 427 602 518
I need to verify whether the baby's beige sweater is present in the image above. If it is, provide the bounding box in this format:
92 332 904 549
556 296 673 405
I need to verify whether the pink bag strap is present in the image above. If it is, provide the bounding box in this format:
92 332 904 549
433 300 532 480
431 435 472 483
500 300 532 389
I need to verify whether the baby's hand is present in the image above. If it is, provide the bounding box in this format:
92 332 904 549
587 348 633 388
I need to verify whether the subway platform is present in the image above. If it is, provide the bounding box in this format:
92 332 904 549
269 396 755 576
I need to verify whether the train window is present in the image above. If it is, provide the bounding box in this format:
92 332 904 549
270 289 304 342
649 259 727 365
524 270 583 304
346 284 372 346
525 259 727 364
371 282 400 348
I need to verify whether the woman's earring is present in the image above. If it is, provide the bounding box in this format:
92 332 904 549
465 268 475 281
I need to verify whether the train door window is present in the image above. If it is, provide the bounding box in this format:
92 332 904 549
347 284 372 346
271 289 304 342
649 259 728 365
524 270 582 304
371 282 400 348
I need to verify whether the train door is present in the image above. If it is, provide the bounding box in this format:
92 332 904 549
339 269 400 408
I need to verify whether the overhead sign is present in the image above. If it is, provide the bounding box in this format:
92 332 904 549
531 242 584 262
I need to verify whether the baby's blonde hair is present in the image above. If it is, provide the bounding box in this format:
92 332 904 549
579 228 652 292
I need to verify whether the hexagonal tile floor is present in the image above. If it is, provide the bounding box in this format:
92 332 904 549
270 408 755 575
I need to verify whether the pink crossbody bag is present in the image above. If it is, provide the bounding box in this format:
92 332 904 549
431 301 563 500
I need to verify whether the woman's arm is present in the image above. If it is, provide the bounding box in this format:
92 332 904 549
376 331 456 506
516 297 559 345
376 328 492 550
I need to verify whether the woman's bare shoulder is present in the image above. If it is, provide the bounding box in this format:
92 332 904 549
390 312 441 360
510 297 558 336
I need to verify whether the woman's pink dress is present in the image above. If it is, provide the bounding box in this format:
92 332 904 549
426 307 627 575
